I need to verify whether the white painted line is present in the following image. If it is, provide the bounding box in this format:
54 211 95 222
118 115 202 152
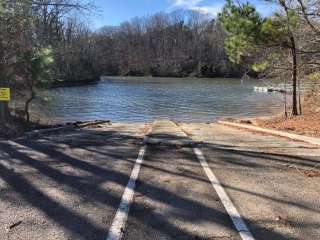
106 135 149 240
193 148 255 240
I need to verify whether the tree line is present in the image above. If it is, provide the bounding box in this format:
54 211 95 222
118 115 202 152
1 0 320 125
93 11 247 78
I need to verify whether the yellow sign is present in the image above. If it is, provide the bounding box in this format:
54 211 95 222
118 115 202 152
0 88 10 101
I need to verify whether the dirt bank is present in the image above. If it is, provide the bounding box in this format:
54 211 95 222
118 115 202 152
248 112 320 138
0 117 46 139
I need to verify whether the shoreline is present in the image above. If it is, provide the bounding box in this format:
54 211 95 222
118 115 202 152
2 112 320 141
0 119 112 140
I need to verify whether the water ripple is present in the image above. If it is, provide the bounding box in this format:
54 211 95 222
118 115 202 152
35 77 283 123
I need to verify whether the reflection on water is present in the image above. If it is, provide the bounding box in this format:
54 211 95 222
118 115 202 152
35 77 283 123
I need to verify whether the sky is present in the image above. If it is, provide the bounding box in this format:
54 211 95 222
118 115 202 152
90 0 277 29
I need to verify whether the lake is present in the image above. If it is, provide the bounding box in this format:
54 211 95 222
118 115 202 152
35 77 283 123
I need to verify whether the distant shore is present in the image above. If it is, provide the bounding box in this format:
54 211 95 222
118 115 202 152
101 75 247 80
50 75 244 88
51 78 100 88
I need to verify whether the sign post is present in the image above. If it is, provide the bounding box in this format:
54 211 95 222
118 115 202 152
0 88 10 101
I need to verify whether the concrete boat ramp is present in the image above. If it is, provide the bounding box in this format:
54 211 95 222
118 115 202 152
0 120 320 240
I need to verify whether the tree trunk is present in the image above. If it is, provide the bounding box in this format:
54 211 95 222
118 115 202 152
298 77 302 114
290 37 298 116
24 85 35 123
280 0 299 116
0 102 9 124
284 77 288 117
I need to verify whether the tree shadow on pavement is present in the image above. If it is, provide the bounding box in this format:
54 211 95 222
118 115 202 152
0 129 313 239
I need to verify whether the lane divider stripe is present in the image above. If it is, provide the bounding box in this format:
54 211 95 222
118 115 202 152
106 133 150 240
193 147 255 240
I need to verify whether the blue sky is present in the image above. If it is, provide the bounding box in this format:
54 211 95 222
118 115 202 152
90 0 277 29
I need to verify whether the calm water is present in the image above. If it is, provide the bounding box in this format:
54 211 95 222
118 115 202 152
35 77 283 123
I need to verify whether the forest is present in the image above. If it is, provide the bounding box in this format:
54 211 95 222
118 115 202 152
0 0 320 126
93 11 245 78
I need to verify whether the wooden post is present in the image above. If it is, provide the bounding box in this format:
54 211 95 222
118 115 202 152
290 37 298 116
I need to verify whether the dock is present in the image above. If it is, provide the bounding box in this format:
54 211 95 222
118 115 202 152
254 86 286 93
